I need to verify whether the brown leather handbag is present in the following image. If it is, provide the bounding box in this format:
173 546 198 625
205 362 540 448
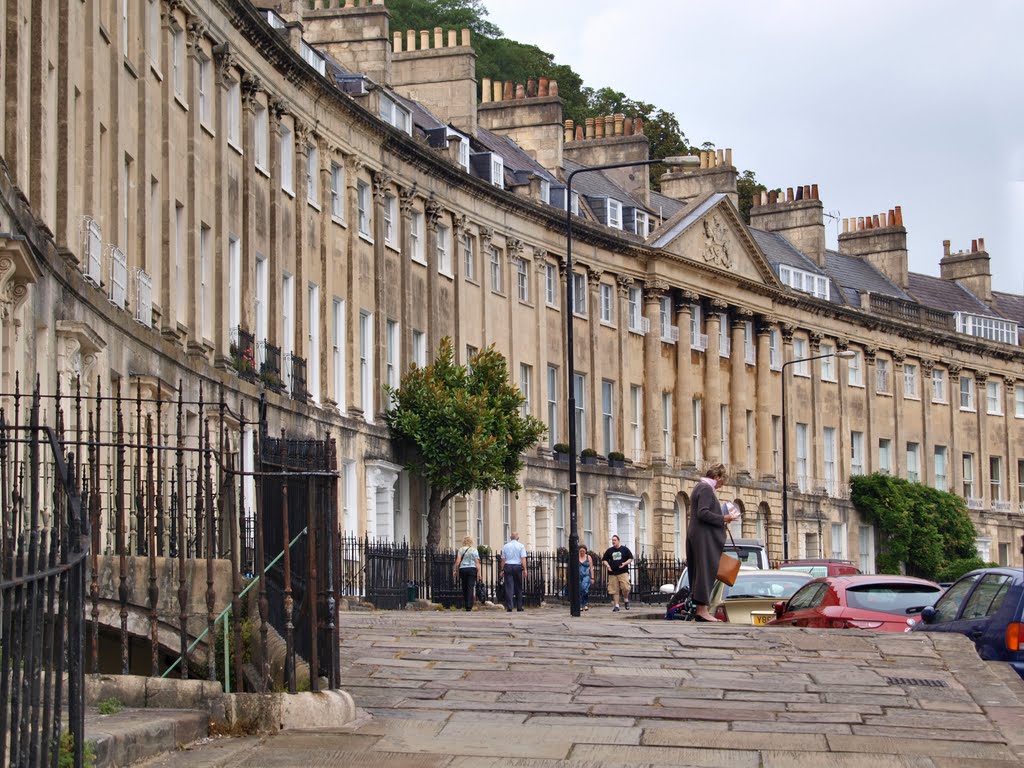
716 528 741 586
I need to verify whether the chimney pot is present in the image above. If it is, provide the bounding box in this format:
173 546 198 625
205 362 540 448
526 78 537 97
785 188 793 202
575 125 584 141
503 81 514 100
564 120 573 143
515 83 525 99
699 151 708 169
433 27 443 48
597 116 606 138
493 80 502 102
447 29 457 47
894 205 903 226
971 239 978 252
857 216 864 231
461 28 470 46
393 31 402 52
481 77 492 103
795 186 804 201
585 117 594 139
538 77 549 96
803 185 811 200
623 119 633 136
549 80 558 96
873 214 882 228
978 237 985 251
419 30 430 49
633 118 643 135
942 239 951 256
406 29 416 50
716 149 725 167
725 148 733 167
769 190 778 204
614 113 624 136
811 183 819 200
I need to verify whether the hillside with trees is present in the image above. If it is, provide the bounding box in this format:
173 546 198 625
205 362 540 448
385 0 767 214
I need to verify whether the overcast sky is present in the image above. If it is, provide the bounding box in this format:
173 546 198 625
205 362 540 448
483 0 1024 293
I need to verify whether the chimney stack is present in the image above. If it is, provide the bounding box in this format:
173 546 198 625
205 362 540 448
659 148 739 211
477 77 564 173
390 27 477 133
940 237 993 307
564 112 652 205
749 182 826 267
837 204 908 289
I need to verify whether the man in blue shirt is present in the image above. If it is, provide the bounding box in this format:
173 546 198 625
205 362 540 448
500 532 528 612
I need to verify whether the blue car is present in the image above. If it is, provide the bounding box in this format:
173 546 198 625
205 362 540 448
911 567 1024 679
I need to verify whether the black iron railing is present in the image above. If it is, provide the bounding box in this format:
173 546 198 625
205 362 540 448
230 327 257 382
339 536 683 609
1 389 88 768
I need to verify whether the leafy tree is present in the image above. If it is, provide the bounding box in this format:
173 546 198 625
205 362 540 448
736 169 768 223
385 338 546 549
385 0 501 37
850 473 980 580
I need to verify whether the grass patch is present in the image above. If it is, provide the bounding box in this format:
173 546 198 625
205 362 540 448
97 696 124 715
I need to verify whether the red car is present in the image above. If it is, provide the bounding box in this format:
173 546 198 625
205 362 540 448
768 574 943 632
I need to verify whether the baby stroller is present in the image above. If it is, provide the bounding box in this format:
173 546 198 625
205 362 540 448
665 583 697 621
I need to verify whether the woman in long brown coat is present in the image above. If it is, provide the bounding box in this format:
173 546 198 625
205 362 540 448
686 464 739 622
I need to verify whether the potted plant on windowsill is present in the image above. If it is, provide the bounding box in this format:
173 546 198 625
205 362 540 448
607 451 626 469
580 448 598 465
553 443 570 463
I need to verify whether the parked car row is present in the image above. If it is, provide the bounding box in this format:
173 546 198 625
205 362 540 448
662 554 1024 680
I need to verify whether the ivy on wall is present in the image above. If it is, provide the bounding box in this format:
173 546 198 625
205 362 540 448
850 473 992 582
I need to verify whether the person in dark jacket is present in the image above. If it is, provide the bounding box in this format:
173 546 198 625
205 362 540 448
686 463 740 622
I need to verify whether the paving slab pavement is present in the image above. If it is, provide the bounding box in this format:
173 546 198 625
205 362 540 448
138 603 1024 767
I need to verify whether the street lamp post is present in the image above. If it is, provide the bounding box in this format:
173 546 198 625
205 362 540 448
780 349 855 561
563 155 699 617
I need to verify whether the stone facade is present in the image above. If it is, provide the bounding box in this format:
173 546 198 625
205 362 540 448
1 0 1021 570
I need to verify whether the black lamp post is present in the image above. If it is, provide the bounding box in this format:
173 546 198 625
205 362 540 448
563 155 699 617
780 349 855 561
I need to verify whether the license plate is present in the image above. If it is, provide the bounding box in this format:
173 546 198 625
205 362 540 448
752 613 773 626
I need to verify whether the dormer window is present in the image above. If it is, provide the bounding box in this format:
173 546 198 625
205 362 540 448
300 41 327 77
778 265 829 300
634 210 649 236
446 128 470 171
954 312 1018 345
606 199 622 229
379 94 411 135
490 155 504 188
539 179 551 205
264 10 286 28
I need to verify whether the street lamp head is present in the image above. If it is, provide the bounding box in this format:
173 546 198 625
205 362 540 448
661 155 701 168
836 349 857 360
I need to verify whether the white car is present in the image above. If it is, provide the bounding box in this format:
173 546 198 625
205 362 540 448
659 539 771 595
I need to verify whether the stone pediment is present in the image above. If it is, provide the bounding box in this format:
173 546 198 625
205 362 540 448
649 193 780 287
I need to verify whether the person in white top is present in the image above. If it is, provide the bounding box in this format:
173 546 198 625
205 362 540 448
500 532 528 612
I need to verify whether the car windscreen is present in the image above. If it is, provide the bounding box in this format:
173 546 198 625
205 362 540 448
722 573 810 600
725 547 765 569
845 583 942 615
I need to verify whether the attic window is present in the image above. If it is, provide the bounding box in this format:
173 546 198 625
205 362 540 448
491 155 504 189
954 313 1018 345
778 265 829 300
446 127 470 171
606 199 622 230
539 179 550 205
634 211 649 236
300 41 326 77
264 10 286 29
379 94 411 135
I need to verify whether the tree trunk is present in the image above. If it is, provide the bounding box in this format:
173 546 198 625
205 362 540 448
426 486 445 551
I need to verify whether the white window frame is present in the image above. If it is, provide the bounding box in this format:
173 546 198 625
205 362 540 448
718 313 731 358
960 375 976 411
516 258 529 302
876 357 891 394
547 365 559 446
356 180 371 238
904 362 919 399
490 155 504 188
545 263 557 306
385 319 399 408
520 364 532 419
793 337 810 377
332 298 346 413
227 79 241 150
823 427 836 494
932 368 947 403
879 438 892 474
412 330 426 368
1016 384 1024 418
599 283 613 324
306 143 320 207
602 380 614 456
628 287 644 333
769 328 782 370
198 55 213 129
606 199 622 230
934 446 947 492
906 442 920 483
199 225 211 339
383 193 396 247
490 247 503 293
410 210 425 264
820 343 836 382
279 122 295 196
572 272 587 316
796 422 808 491
359 310 374 422
848 348 864 386
771 415 781 476
851 431 864 476
962 453 975 498
662 392 673 459
254 254 268 346
693 398 704 465
690 304 707 351
990 455 1003 501
308 283 321 404
573 373 586 449
463 233 475 281
171 26 185 99
660 296 678 343
634 210 649 236
282 273 295 388
437 224 452 277
987 380 1003 415
744 321 756 365
254 103 269 173
631 386 643 461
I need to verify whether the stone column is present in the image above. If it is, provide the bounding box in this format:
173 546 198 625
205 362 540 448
425 199 443 355
534 251 549 427
892 351 906 479
319 149 338 408
398 187 416 370
808 332 823 489
587 268 603 452
730 312 750 474
643 281 668 464
780 324 795 482
864 347 878 471
616 276 633 457
675 294 696 467
949 365 963 494
920 359 935 486
1005 376 1018 510
239 74 262 343
184 19 208 354
837 338 852 483
344 155 364 418
293 122 312 363
267 98 288 353
976 371 989 500
704 301 726 463
755 320 774 479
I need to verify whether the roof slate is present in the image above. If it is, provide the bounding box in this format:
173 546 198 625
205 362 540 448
474 127 560 185
992 291 1024 325
562 159 646 210
825 250 913 304
905 273 994 315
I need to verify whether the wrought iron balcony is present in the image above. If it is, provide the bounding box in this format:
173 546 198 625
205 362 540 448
287 354 308 403
230 326 257 382
257 341 283 390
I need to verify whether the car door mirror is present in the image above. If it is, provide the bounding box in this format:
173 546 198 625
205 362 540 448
773 600 787 618
919 605 936 624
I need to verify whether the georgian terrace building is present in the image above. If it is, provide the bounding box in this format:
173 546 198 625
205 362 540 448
1 0 1021 568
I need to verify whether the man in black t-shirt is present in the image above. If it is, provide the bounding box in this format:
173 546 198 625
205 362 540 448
601 535 634 612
